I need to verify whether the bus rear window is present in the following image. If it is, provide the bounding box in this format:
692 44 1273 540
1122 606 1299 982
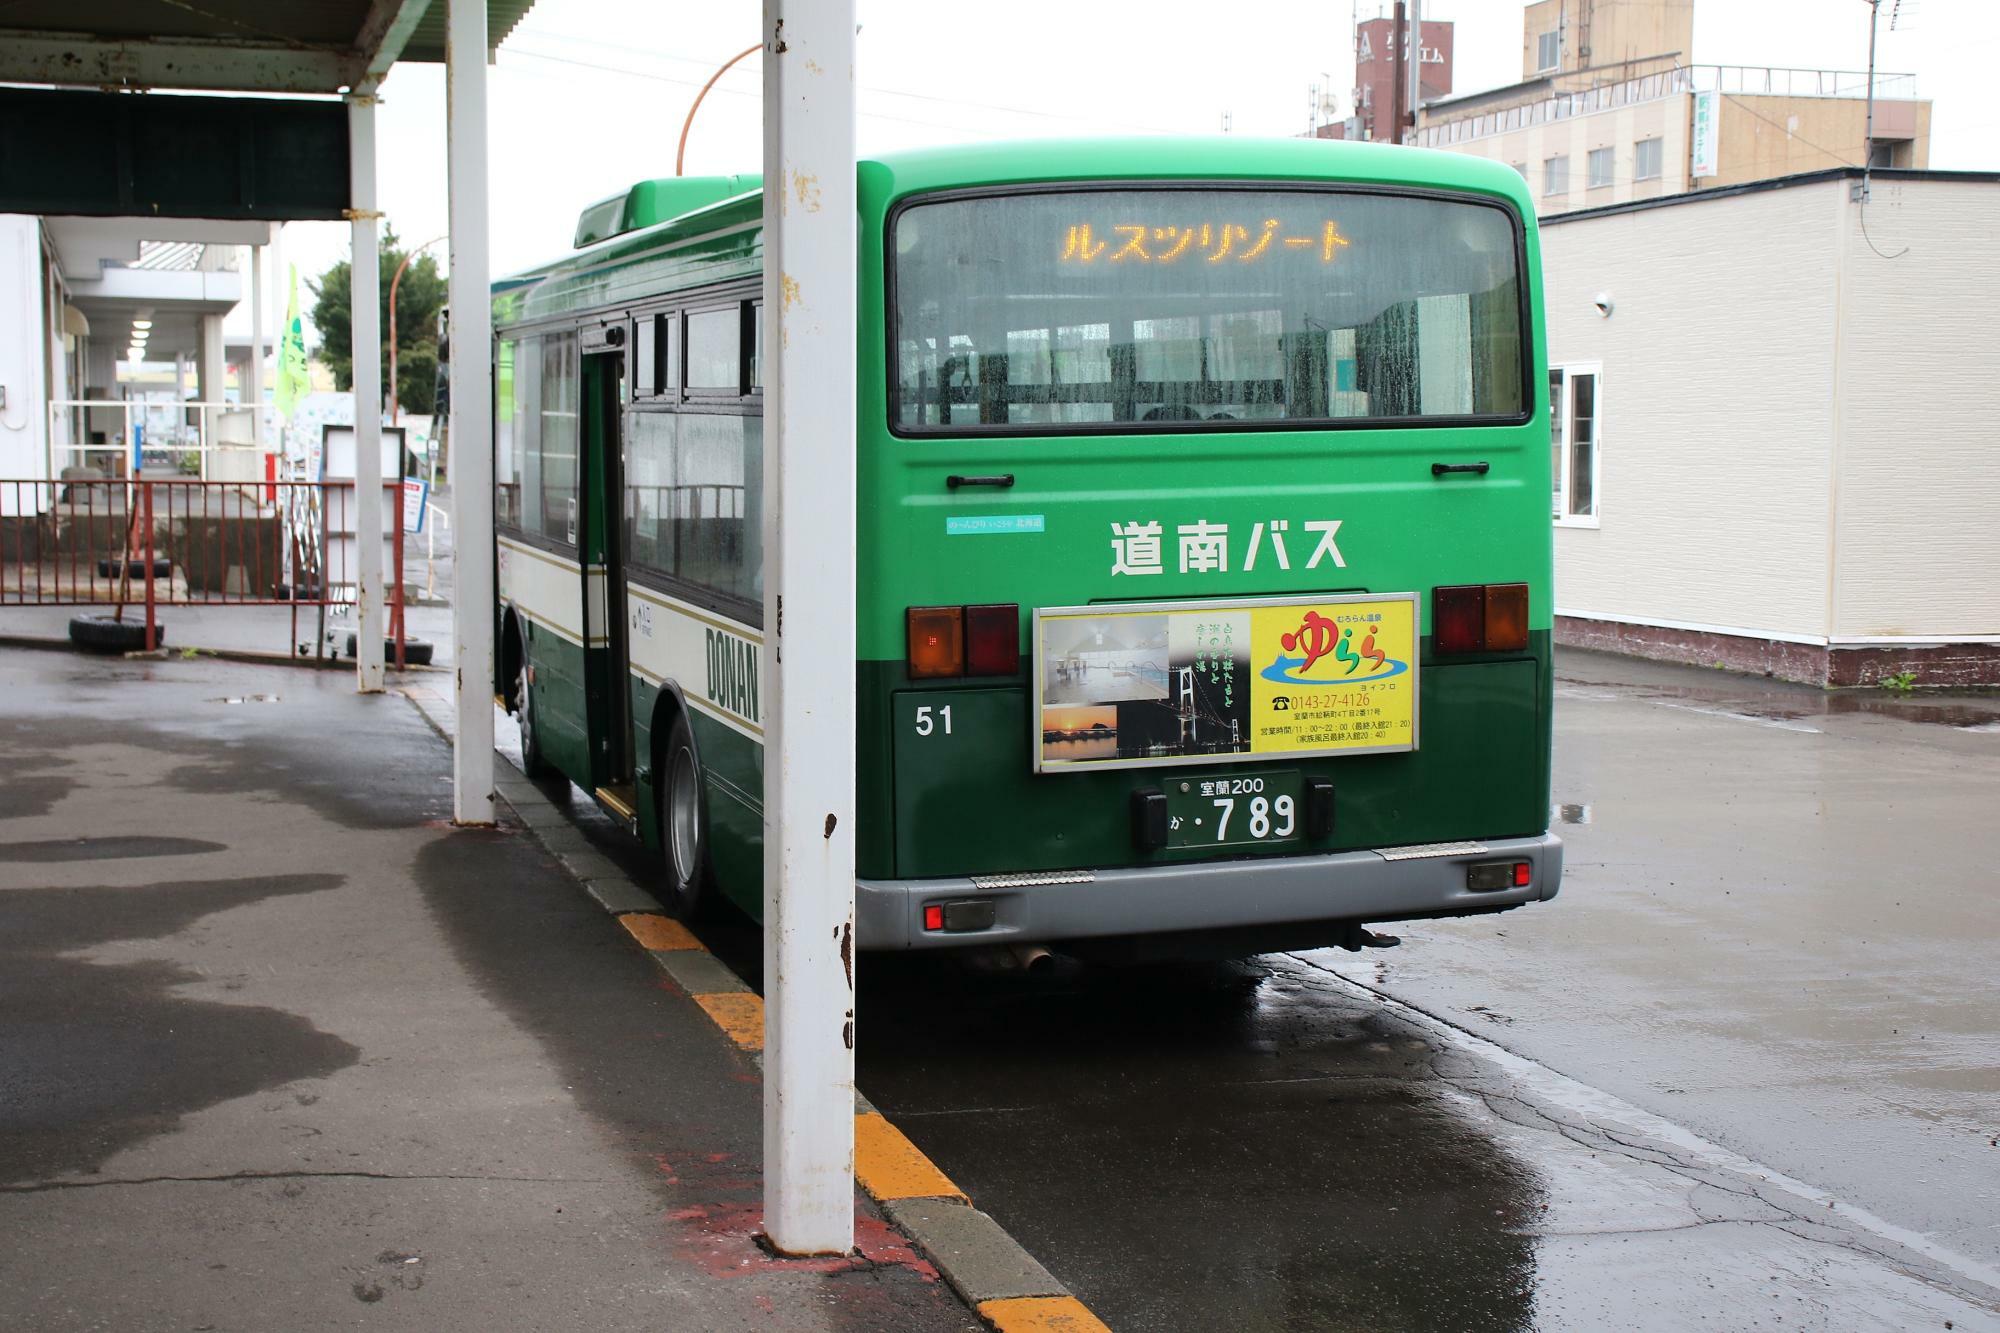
890 187 1526 433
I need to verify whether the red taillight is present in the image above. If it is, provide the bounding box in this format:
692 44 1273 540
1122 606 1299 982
907 606 964 678
923 904 944 931
1513 861 1532 887
1433 583 1531 654
965 603 1020 677
1434 585 1485 654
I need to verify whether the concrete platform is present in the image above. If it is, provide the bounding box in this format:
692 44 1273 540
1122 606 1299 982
0 649 976 1332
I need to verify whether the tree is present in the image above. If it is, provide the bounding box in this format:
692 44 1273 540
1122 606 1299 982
307 226 447 415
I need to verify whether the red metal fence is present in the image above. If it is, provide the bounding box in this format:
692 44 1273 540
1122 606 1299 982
0 478 408 665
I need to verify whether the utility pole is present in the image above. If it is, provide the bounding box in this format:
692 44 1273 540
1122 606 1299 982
1390 1 1405 144
1861 0 1880 200
1407 0 1423 140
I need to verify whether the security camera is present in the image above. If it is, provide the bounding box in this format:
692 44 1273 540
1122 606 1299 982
1592 293 1614 318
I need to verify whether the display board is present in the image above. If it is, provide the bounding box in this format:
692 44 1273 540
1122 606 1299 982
1033 593 1419 772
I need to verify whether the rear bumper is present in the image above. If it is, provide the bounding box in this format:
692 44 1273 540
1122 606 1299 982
856 832 1563 950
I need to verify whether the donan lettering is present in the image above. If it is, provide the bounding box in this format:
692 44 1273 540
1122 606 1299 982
705 628 760 724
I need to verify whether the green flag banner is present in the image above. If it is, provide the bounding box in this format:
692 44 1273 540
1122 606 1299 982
275 263 312 415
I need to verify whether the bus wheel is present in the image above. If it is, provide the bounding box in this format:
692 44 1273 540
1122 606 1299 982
515 651 553 779
660 711 713 920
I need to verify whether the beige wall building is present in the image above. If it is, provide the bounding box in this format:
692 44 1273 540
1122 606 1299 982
1539 170 2000 687
1413 1 1928 217
1520 0 1694 81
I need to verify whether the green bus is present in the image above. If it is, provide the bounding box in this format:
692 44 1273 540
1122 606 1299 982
492 138 1561 959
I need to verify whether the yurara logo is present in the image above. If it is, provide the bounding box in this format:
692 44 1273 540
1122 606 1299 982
1261 610 1409 685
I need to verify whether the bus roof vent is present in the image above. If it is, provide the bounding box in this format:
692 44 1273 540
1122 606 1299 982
573 174 762 248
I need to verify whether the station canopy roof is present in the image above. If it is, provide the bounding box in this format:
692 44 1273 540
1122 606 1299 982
0 0 538 94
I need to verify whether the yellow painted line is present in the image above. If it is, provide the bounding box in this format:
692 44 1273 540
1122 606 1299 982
694 991 764 1051
853 1111 966 1203
621 914 702 952
977 1296 1112 1333
589 871 1111 1333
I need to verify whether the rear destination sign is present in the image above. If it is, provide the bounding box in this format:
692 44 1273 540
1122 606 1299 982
1033 593 1418 772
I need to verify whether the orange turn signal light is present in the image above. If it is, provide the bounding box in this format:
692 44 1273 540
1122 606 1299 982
1484 583 1530 653
1433 583 1531 655
906 606 964 679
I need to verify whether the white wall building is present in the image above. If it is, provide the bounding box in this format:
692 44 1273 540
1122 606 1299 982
1541 168 2000 686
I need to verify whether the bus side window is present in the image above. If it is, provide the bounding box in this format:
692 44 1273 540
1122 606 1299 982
625 408 675 573
514 334 545 535
540 332 579 546
674 411 761 605
634 318 657 397
686 305 741 394
495 339 519 527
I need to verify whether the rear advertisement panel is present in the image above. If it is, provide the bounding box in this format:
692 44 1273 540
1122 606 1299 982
1033 593 1419 772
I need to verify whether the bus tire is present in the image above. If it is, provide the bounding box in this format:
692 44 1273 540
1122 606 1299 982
659 710 715 920
515 648 554 779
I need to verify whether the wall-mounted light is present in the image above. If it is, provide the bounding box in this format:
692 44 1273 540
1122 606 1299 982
1592 292 1614 318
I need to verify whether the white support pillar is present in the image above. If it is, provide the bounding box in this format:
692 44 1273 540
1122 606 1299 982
760 0 858 1257
349 93 386 693
447 0 496 826
249 243 266 455
196 313 224 412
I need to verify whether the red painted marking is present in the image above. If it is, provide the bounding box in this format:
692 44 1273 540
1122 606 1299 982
667 1201 940 1280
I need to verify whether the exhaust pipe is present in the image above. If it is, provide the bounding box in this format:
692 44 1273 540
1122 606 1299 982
959 943 1059 975
1008 943 1055 974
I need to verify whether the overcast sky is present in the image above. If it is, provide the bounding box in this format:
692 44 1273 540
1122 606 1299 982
270 0 1996 339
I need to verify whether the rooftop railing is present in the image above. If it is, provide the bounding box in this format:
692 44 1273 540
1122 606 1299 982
1415 64 1918 149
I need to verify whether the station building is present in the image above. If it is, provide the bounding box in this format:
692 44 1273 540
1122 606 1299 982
1539 167 2000 687
0 213 270 484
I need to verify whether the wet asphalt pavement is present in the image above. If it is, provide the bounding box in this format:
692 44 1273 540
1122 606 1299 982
506 650 2000 1329
8 643 1995 1331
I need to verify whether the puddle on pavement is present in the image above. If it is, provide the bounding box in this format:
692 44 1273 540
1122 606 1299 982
0 835 227 863
0 873 358 1183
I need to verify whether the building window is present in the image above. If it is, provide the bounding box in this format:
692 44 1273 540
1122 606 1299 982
1587 146 1615 189
1543 155 1569 197
1550 363 1600 525
1634 136 1664 181
1536 30 1559 72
